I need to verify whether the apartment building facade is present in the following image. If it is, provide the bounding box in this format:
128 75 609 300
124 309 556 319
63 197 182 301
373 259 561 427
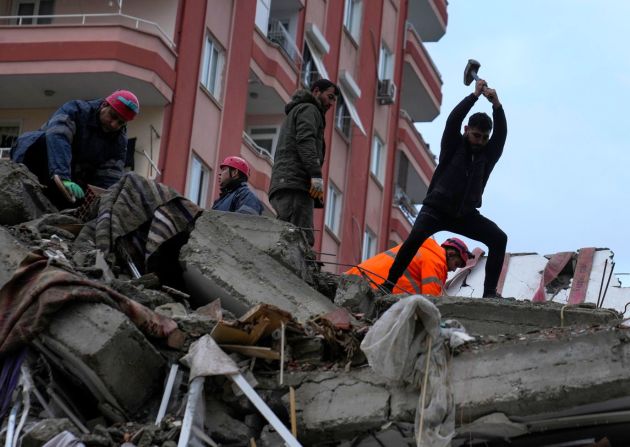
0 0 446 272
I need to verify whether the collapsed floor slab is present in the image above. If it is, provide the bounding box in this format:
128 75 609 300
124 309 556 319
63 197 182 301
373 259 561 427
180 211 338 321
207 210 316 282
431 296 620 336
37 302 166 417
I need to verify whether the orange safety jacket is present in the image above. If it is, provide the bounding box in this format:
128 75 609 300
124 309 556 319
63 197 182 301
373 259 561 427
345 238 448 296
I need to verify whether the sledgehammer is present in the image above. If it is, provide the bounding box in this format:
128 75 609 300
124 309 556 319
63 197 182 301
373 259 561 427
463 59 489 90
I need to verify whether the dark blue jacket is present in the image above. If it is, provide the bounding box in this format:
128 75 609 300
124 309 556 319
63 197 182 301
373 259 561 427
212 182 264 215
11 99 127 188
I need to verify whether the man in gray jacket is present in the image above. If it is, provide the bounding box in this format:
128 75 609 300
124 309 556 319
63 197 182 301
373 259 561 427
268 79 339 246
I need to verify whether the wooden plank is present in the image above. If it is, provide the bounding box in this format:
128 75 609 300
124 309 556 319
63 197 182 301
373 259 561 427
219 345 281 360
568 247 596 305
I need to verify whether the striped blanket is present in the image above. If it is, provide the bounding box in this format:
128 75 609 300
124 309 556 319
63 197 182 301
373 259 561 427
76 173 202 271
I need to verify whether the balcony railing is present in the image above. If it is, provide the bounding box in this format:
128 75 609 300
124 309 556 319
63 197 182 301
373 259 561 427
0 13 176 51
243 131 274 162
267 18 301 66
394 186 418 224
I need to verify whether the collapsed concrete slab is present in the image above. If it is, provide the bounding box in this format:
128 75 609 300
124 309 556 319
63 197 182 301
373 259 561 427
431 296 621 336
37 302 166 417
208 210 316 282
0 226 29 289
180 211 338 321
0 160 56 225
451 325 630 422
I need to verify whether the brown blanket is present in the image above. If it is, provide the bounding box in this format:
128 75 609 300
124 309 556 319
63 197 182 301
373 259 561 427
0 251 178 354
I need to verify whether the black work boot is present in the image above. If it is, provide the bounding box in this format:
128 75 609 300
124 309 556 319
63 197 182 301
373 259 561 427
482 290 503 299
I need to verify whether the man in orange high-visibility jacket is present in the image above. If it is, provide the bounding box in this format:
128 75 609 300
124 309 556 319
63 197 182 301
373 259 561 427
345 237 473 296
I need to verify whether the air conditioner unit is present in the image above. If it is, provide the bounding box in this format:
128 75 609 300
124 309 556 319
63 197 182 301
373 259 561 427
377 79 396 105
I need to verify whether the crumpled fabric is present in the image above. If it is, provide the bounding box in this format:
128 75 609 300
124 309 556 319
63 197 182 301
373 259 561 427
361 295 457 447
0 251 178 354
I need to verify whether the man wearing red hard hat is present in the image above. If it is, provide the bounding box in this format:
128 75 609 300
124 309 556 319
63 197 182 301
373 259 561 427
212 156 263 215
11 89 139 206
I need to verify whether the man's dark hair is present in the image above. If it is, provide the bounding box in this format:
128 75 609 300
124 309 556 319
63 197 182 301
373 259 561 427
310 79 340 96
468 112 492 131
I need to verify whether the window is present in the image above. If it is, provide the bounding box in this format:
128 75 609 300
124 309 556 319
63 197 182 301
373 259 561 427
343 0 362 41
187 155 210 207
362 229 377 261
0 123 20 159
248 126 279 158
255 0 271 33
378 43 393 80
14 0 54 24
335 96 352 139
370 134 385 182
324 183 342 236
301 44 321 88
201 34 225 99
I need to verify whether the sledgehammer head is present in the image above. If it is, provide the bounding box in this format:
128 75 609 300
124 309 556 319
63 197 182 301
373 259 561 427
464 59 481 86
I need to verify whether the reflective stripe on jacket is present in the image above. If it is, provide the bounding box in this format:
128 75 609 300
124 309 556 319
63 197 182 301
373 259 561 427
345 238 447 296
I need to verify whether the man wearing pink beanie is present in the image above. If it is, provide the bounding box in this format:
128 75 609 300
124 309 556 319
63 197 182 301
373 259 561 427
11 90 140 206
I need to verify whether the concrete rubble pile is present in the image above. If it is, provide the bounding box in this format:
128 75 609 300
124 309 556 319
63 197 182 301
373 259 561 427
0 160 629 447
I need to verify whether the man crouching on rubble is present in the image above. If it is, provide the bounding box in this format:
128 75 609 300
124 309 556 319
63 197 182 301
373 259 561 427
11 90 140 207
346 237 473 296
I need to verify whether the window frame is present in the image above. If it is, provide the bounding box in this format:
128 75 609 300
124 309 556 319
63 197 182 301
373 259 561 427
378 42 394 81
14 0 54 24
200 32 225 100
247 125 279 159
370 134 385 183
362 228 377 261
324 182 342 236
343 0 362 42
335 95 352 140
187 155 210 207
0 122 21 159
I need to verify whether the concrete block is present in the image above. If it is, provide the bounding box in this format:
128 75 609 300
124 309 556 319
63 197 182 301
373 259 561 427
451 327 630 421
432 296 620 336
0 226 29 290
334 274 375 314
294 371 391 443
209 210 316 282
21 419 77 447
40 302 166 416
0 160 56 225
180 211 338 321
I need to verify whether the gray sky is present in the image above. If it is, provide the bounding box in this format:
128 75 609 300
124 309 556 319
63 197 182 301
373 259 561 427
416 0 630 284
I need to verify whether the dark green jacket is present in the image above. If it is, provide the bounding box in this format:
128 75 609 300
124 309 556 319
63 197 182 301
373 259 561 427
269 90 326 198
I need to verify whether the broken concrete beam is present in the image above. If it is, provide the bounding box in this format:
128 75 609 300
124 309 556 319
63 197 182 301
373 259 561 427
431 296 620 336
451 326 630 422
208 210 316 282
0 226 29 289
0 160 57 225
180 211 338 321
334 274 375 314
38 302 166 416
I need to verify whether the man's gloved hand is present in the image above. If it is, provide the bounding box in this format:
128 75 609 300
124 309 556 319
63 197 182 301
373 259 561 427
309 177 324 202
62 180 85 199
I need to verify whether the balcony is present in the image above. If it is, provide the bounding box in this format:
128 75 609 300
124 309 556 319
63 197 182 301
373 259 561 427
0 7 177 108
407 0 447 42
397 110 437 182
401 25 442 122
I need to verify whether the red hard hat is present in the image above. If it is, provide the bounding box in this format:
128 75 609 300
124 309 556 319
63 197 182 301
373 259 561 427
441 238 474 263
220 156 250 177
105 90 140 122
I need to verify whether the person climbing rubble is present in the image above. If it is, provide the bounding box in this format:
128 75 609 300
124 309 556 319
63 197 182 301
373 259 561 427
10 90 140 207
346 237 473 296
211 156 264 215
381 79 508 298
